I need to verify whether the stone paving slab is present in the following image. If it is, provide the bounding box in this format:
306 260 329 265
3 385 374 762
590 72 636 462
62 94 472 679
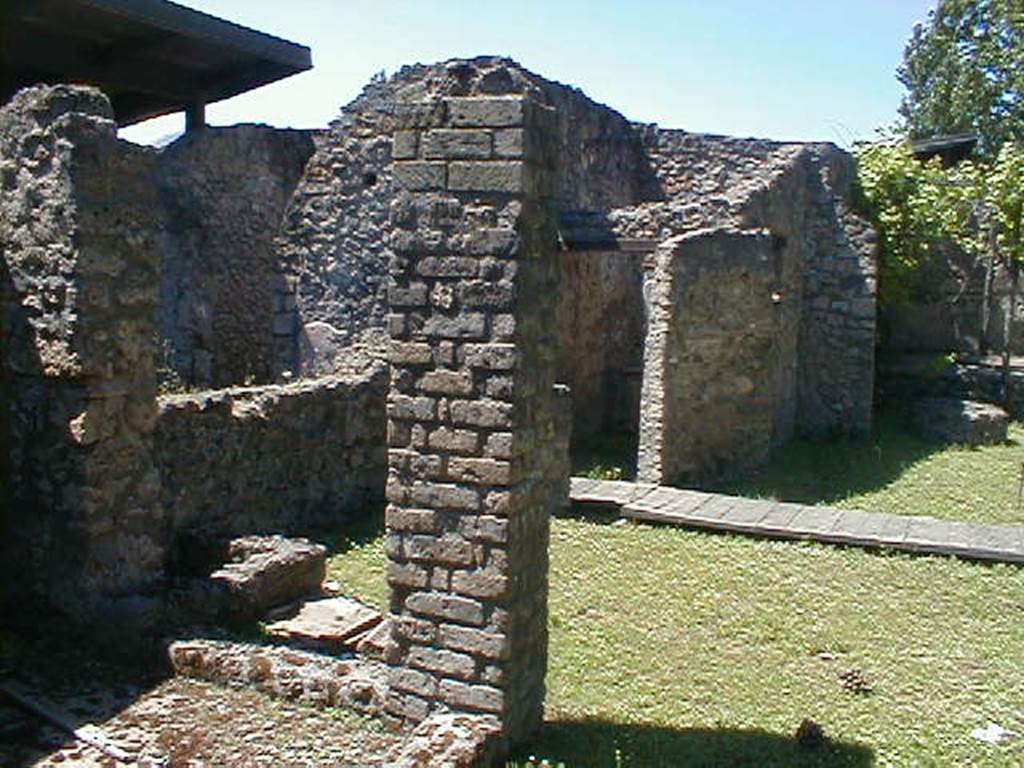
264 596 382 650
569 478 656 506
573 477 1024 564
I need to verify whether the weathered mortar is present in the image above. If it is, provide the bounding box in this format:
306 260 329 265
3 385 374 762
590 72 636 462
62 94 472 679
156 364 387 540
0 85 165 619
383 90 567 746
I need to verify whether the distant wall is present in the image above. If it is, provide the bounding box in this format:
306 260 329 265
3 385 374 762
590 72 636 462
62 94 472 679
0 85 165 619
880 241 1024 356
741 145 876 440
156 126 315 388
272 57 661 378
274 98 395 378
793 148 876 438
156 364 387 540
555 249 645 440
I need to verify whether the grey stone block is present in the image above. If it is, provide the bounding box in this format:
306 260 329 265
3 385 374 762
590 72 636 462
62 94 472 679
448 161 524 193
447 97 524 128
422 129 493 159
393 161 446 191
911 398 1009 445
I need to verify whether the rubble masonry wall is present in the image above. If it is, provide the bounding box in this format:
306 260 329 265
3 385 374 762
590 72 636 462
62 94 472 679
155 365 387 541
0 85 165 618
156 125 315 388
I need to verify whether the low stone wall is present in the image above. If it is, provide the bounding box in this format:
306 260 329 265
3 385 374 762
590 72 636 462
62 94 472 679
156 364 387 540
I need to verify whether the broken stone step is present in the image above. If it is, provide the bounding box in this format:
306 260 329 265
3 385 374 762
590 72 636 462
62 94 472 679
191 534 327 622
168 637 388 715
352 617 392 661
263 596 383 652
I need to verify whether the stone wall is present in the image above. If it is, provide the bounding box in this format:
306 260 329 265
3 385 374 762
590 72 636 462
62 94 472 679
0 85 165 620
638 230 799 484
786 148 876 439
273 83 397 378
880 241 1024 356
635 141 876 484
273 57 659 378
732 144 875 440
383 92 564 745
555 249 645 439
155 364 387 540
156 126 314 388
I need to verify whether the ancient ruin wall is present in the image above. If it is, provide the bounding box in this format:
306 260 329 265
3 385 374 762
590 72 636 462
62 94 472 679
555 249 645 440
0 85 165 619
608 129 807 239
274 58 658 378
638 230 799 483
156 126 314 388
795 148 876 438
273 88 397 378
742 146 876 438
155 365 387 540
383 93 565 744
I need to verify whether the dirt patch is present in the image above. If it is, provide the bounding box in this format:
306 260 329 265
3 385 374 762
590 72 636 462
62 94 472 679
1 677 404 767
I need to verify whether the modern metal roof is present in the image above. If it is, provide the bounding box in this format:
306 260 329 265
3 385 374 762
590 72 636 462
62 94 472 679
3 0 312 125
911 133 978 166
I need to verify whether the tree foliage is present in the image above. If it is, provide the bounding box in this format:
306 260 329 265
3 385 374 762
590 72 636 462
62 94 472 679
898 0 1024 156
856 140 1024 308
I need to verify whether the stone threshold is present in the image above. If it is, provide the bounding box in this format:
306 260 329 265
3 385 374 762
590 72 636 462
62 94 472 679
570 478 1024 564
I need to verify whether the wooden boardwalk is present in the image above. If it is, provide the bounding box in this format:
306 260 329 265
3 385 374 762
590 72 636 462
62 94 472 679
569 478 1024 564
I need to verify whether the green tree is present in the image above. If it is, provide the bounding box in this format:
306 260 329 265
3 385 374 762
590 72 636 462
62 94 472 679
898 0 1024 156
857 140 1024 400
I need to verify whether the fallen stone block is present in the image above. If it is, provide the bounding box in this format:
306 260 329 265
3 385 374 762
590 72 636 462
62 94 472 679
386 711 504 768
263 596 382 652
192 535 326 621
354 617 393 660
911 397 1008 445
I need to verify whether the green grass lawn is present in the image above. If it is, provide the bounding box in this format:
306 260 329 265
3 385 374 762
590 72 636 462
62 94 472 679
327 512 1024 767
706 414 1024 526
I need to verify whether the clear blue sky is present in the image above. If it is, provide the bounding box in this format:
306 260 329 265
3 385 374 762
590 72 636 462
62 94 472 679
121 0 937 146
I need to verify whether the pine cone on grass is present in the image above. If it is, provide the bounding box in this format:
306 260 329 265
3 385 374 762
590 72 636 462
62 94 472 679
838 667 873 695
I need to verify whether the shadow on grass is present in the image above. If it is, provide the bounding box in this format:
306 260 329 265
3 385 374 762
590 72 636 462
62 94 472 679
311 504 386 557
702 409 965 506
510 718 873 768
572 431 638 482
554 503 622 526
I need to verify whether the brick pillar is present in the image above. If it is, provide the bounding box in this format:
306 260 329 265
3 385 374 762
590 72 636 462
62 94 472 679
384 94 563 744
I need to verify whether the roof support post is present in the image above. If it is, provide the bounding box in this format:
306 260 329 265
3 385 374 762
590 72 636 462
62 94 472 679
185 99 205 132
